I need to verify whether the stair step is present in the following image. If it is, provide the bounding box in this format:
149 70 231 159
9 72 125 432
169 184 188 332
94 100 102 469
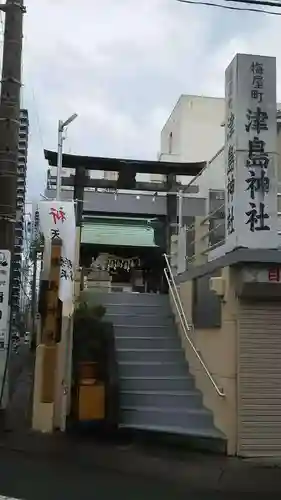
95 292 170 306
117 349 185 363
118 361 189 378
119 423 225 440
114 325 175 338
105 314 174 327
120 390 202 409
121 406 214 429
106 304 169 316
120 376 195 392
116 336 181 350
101 291 223 444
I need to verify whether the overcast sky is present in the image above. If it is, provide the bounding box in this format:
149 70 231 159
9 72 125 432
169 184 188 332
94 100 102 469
20 0 281 199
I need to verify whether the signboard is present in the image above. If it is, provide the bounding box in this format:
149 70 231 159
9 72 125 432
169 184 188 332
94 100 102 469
242 266 281 284
224 54 278 252
0 250 11 348
268 268 280 282
38 201 76 304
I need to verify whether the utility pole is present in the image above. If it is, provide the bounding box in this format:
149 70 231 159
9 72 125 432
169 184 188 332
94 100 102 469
0 0 26 413
0 0 25 250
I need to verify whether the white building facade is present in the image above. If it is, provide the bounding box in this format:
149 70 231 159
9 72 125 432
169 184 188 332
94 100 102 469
153 95 225 184
12 109 29 315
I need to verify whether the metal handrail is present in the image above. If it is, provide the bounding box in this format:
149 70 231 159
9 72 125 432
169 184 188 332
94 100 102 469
185 203 226 261
199 203 225 226
200 220 224 241
187 219 225 249
201 239 225 255
163 254 225 398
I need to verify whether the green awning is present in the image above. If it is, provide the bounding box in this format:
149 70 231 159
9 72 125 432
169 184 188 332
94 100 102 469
81 219 158 247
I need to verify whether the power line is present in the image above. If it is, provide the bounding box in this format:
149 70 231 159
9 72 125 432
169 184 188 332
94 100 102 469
224 0 281 7
175 0 281 15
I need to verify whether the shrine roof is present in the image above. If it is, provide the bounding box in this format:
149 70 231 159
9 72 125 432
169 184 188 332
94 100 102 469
81 219 158 248
44 150 205 177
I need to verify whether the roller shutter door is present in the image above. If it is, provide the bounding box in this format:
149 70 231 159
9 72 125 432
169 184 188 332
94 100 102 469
238 301 281 457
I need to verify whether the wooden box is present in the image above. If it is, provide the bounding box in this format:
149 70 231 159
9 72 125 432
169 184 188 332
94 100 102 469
78 382 105 421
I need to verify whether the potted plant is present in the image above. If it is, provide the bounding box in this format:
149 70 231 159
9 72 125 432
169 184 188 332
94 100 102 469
72 300 119 431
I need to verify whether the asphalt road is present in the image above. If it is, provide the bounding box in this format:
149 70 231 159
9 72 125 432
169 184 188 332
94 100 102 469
0 448 273 500
9 341 29 398
0 447 198 500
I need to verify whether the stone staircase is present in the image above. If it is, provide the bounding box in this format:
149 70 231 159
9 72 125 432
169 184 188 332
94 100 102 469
98 292 225 447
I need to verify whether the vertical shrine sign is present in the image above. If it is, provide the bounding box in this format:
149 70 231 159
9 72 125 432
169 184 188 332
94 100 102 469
38 201 76 303
224 53 278 251
0 250 11 348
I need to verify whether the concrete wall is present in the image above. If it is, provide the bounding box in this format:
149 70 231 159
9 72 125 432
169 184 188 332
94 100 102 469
160 95 225 165
180 96 225 164
160 97 184 157
175 266 238 455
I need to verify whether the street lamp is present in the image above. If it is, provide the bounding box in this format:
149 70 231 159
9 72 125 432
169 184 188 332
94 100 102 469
56 113 78 200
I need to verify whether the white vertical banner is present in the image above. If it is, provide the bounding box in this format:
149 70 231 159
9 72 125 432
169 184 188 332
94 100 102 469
0 250 11 348
38 201 76 304
224 53 278 251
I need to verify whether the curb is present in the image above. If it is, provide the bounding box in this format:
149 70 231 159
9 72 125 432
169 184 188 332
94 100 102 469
1 437 281 493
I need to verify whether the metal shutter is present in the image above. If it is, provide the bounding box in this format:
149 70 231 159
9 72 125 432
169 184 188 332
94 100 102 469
238 301 281 457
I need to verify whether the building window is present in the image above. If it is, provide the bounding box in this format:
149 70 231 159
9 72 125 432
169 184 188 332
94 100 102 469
168 132 173 154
